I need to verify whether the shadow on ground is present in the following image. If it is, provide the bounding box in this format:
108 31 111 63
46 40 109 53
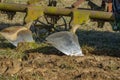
0 24 119 57
77 29 120 57
0 37 15 49
0 22 22 30
23 29 120 57
24 46 65 56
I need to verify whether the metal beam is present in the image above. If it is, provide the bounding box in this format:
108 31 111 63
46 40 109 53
0 3 115 21
0 3 27 12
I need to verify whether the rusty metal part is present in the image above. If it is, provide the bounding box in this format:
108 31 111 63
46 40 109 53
108 2 112 12
102 0 112 12
72 0 85 8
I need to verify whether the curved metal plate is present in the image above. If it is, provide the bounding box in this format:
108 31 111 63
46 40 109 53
46 31 84 56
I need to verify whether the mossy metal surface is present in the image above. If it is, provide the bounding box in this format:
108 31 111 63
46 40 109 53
27 0 41 5
0 3 114 22
0 3 27 12
72 10 90 25
25 6 44 23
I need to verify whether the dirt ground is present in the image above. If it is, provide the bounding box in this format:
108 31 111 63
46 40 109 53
0 0 120 80
0 52 119 80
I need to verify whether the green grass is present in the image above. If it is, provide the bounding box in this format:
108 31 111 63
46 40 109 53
0 75 19 80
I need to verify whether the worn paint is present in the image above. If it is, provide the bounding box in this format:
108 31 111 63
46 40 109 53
25 6 44 23
72 10 90 25
27 0 41 5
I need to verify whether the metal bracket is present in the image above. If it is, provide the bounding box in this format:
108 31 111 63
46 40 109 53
72 10 90 25
25 6 44 23
70 10 90 33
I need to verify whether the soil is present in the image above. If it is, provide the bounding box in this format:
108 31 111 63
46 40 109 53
0 0 120 80
0 52 119 80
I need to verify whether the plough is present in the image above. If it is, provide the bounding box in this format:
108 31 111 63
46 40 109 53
0 0 119 56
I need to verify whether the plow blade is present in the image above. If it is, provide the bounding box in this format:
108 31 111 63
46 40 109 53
10 29 34 46
46 31 84 56
0 27 34 47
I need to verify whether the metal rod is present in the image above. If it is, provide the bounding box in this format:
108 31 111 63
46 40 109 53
0 3 27 12
0 3 115 21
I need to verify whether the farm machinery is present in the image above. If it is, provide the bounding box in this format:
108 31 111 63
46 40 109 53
0 0 119 56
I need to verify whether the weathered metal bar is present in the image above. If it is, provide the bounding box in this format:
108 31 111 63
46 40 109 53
44 7 114 21
0 3 115 21
90 11 114 21
44 7 72 16
0 3 27 12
